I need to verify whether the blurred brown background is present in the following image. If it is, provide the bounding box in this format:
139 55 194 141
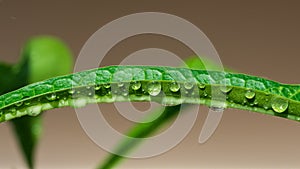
1 0 300 168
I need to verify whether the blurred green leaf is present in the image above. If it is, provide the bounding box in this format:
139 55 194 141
0 36 73 169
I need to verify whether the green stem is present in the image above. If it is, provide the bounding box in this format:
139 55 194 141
98 105 182 169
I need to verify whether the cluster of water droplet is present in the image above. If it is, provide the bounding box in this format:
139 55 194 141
0 79 294 122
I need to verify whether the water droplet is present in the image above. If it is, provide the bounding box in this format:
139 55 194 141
58 99 68 106
27 106 42 116
15 101 23 107
103 84 111 88
131 81 141 90
95 85 101 90
220 86 233 93
68 89 75 94
161 101 181 106
184 82 194 90
46 93 57 101
271 97 289 113
117 83 124 87
198 83 206 89
263 105 269 110
245 90 255 99
169 82 180 92
86 86 91 90
9 108 16 115
147 81 161 96
71 98 87 108
203 92 208 97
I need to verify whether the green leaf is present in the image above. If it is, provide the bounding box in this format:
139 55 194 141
1 36 73 169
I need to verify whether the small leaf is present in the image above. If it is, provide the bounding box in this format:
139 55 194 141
0 36 73 169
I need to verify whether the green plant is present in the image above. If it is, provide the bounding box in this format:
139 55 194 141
0 36 73 169
2 65 299 122
1 36 299 169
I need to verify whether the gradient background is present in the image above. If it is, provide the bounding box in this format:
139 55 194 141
1 0 300 168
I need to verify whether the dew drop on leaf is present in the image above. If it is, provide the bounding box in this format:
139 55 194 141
220 86 233 93
103 84 111 89
245 90 255 99
27 105 42 116
147 81 161 96
198 83 206 89
184 82 194 90
95 85 101 90
263 105 269 110
131 81 141 90
15 101 23 107
169 82 180 92
68 89 75 94
46 93 57 101
271 97 289 113
117 83 124 88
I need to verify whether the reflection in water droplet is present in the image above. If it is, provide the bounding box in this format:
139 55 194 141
198 83 206 89
271 97 289 113
10 108 16 115
161 101 181 106
103 84 111 88
169 82 180 92
46 93 57 101
184 82 194 90
58 99 68 106
131 81 141 90
15 101 23 107
220 86 233 93
27 106 42 116
245 90 255 99
95 85 101 90
117 83 124 87
147 81 161 96
24 101 30 106
68 89 75 94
